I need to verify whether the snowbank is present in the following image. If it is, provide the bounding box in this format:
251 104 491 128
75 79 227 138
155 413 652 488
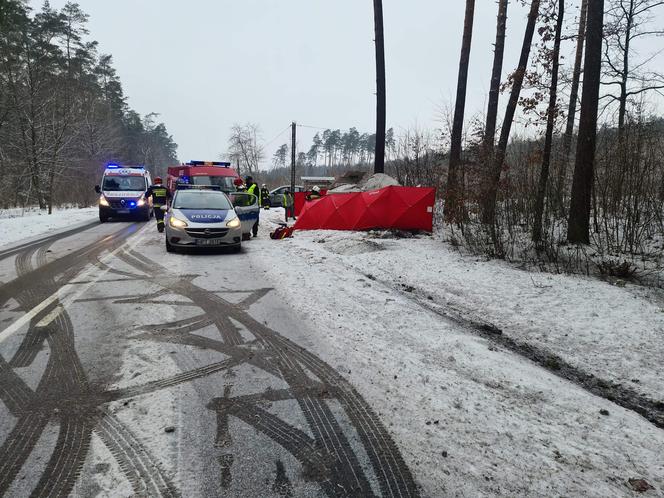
0 207 97 250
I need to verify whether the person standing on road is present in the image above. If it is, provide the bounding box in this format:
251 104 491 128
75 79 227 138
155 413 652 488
260 184 270 209
246 176 260 237
146 177 171 233
283 189 295 222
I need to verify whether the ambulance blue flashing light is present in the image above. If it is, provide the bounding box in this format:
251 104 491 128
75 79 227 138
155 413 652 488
105 163 145 169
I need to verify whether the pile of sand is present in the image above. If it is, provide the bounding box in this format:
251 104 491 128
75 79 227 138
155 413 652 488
328 173 400 194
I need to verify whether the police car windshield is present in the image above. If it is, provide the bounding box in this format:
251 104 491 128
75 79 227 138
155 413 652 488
102 176 146 191
190 175 235 190
174 191 231 210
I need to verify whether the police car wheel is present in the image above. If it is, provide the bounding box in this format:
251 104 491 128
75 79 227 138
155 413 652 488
231 243 242 253
165 238 175 253
99 215 108 223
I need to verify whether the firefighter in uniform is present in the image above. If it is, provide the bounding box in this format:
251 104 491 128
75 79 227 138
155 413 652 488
246 176 260 237
260 184 270 209
146 177 171 233
306 185 322 201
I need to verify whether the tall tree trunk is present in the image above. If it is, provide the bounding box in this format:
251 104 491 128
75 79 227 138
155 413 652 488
567 0 604 244
373 0 386 174
444 0 475 223
559 0 587 212
618 0 634 132
481 0 541 228
533 0 565 243
483 0 509 155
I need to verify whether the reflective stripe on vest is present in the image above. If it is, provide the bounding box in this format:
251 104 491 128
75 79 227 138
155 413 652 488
247 184 260 203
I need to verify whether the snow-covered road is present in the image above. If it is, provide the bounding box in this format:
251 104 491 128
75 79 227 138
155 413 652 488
0 219 417 497
0 212 662 497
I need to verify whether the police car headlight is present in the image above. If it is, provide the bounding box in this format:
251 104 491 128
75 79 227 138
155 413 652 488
226 217 241 228
137 196 146 207
99 195 109 207
169 216 188 228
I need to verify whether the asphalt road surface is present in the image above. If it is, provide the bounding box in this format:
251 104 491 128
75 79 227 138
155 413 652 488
0 221 419 497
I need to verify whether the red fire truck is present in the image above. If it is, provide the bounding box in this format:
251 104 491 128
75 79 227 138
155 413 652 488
166 161 241 194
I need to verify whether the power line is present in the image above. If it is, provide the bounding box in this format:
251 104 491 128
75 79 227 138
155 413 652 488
297 124 332 131
263 124 292 149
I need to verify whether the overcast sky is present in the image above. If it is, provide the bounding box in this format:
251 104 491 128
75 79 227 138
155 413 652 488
35 1 663 166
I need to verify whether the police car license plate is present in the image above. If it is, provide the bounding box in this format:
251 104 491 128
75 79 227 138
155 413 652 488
196 238 224 246
116 209 130 214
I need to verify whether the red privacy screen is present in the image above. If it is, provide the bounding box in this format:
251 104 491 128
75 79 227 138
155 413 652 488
294 186 435 232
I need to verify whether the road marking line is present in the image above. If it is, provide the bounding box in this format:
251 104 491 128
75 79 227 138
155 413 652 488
0 225 149 343
35 305 64 328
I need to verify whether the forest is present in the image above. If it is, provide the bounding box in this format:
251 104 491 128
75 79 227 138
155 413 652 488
263 0 664 280
0 0 178 212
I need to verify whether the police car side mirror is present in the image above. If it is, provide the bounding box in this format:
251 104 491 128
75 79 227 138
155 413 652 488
94 185 101 194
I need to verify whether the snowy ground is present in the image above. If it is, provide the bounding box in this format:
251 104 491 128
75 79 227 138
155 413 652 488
246 207 664 497
0 206 97 250
2 205 663 495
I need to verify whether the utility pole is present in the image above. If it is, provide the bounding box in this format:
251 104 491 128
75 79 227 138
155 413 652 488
290 122 296 194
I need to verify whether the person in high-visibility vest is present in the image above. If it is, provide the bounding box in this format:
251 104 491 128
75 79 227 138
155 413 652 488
245 176 260 237
283 189 295 222
146 177 172 233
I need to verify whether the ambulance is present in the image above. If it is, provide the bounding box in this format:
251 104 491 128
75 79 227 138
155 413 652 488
95 164 152 222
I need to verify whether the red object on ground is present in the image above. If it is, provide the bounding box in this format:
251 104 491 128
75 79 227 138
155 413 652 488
293 186 436 232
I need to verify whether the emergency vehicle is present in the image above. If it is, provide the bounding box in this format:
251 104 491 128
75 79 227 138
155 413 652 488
167 161 241 194
95 164 152 223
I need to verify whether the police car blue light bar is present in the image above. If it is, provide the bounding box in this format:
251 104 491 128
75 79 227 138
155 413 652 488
175 184 223 191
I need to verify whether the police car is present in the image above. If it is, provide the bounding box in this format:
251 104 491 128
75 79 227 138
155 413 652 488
95 164 152 222
164 187 258 253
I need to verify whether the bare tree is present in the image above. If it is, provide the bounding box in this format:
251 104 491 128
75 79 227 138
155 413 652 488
373 0 386 174
602 0 664 131
568 0 605 243
533 0 565 243
444 0 475 223
484 0 509 156
227 123 264 177
562 0 588 160
558 0 588 213
482 0 541 228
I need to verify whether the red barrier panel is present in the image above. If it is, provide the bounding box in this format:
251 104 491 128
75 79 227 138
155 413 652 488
294 186 436 232
294 190 328 216
294 191 306 216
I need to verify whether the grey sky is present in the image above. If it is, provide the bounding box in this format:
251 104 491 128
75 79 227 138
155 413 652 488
36 1 663 166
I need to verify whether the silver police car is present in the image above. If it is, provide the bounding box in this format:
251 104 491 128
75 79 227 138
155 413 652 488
164 188 243 253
